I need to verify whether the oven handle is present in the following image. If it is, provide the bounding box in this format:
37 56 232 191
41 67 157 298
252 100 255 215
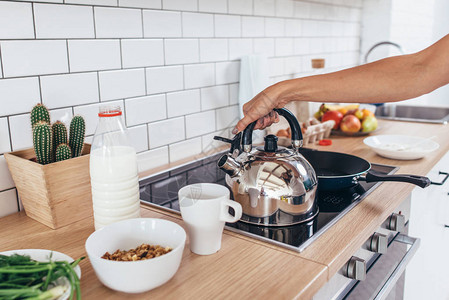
374 234 420 300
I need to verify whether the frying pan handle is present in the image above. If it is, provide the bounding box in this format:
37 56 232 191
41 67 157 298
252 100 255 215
241 108 303 152
365 171 431 188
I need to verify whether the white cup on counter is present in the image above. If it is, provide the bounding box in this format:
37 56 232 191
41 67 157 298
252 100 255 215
179 183 242 255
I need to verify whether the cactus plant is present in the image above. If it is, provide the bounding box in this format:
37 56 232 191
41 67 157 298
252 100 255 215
69 116 86 158
31 104 50 128
55 143 72 162
33 121 53 165
30 104 87 164
52 121 68 159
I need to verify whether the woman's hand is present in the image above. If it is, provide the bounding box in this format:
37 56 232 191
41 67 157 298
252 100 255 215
232 82 290 134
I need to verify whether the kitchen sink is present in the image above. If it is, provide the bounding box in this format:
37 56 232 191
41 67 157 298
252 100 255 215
375 105 449 124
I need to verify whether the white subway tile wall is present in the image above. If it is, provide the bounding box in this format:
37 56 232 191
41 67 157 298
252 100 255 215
49 108 73 126
0 155 14 191
119 0 160 9
215 14 241 38
242 16 265 38
200 85 229 111
168 137 202 162
143 10 182 38
0 77 41 116
99 69 146 101
0 0 363 216
34 4 95 39
1 40 68 77
148 117 185 148
68 40 121 72
184 63 215 89
121 39 164 68
185 110 215 138
216 61 240 85
41 72 99 108
127 124 149 153
198 0 227 14
94 7 143 38
0 118 11 154
0 2 34 39
162 0 197 12
228 0 252 15
229 83 239 105
125 94 166 126
166 89 201 118
182 12 214 38
199 39 228 63
164 39 200 65
0 189 18 218
8 113 33 151
146 65 183 94
137 146 169 172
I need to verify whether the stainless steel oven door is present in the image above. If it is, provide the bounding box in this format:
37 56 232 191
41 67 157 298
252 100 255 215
345 234 420 300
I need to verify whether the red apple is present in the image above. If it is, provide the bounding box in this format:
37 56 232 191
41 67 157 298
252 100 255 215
340 115 361 133
322 110 344 130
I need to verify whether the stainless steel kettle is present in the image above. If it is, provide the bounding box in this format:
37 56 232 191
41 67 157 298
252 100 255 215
214 108 318 226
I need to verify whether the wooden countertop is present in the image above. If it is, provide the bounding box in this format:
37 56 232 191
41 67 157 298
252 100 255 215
1 120 448 299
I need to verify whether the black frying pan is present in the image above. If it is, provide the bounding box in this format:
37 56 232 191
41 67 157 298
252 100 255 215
300 151 431 191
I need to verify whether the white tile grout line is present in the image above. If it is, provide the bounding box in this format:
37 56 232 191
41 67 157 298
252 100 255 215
140 8 145 39
96 71 102 104
0 42 3 79
65 40 71 73
31 3 37 39
143 67 148 95
15 188 20 212
118 38 124 69
37 76 43 105
146 123 151 151
0 187 17 194
6 116 14 155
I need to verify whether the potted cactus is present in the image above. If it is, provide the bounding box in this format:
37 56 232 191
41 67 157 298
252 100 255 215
5 104 93 229
31 103 86 164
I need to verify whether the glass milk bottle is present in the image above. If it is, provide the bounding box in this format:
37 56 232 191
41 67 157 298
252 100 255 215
90 106 140 230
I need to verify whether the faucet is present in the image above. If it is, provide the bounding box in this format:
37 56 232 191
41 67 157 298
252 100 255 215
364 41 404 63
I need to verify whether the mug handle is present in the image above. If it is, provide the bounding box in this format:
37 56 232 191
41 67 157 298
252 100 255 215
220 199 243 223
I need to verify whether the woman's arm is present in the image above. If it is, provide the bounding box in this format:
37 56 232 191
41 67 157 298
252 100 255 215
233 34 449 133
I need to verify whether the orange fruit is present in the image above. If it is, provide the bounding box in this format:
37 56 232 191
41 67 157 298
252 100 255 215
338 108 348 115
362 109 375 119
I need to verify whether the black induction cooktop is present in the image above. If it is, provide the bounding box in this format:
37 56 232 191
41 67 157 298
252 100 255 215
139 149 397 252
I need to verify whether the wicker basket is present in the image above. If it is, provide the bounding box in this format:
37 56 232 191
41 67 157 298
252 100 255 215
4 144 93 229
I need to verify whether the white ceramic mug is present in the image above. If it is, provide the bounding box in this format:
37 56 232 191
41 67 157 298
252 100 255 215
178 183 243 255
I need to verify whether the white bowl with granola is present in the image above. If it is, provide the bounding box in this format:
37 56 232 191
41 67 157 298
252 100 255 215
85 218 186 293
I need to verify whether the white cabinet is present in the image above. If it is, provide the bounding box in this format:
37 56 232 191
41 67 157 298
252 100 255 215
405 151 449 300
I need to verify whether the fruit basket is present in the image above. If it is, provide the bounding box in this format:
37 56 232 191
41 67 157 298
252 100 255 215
314 104 378 135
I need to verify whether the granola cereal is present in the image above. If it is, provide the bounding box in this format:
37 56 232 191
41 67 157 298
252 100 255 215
102 243 173 261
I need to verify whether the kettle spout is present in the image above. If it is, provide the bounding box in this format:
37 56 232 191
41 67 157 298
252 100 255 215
218 154 241 177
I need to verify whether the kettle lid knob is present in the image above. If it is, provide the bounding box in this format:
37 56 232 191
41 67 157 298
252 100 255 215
264 134 278 152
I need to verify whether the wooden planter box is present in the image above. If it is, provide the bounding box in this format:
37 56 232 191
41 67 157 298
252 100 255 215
4 144 93 229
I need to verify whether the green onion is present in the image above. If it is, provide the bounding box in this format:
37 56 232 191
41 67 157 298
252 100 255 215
0 254 84 300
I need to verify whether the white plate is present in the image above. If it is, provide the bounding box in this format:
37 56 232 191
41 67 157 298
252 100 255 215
363 135 439 160
0 249 82 300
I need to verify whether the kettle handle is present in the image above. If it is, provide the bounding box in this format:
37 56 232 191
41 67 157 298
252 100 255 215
241 108 303 152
